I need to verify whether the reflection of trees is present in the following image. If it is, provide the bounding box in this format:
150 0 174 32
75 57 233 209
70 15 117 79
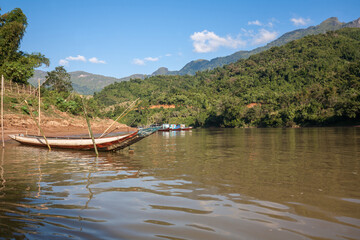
1 128 359 238
134 128 360 220
0 148 45 238
0 145 143 238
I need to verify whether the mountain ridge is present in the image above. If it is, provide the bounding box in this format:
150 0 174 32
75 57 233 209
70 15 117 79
158 17 358 76
94 28 360 127
29 70 147 95
29 16 360 94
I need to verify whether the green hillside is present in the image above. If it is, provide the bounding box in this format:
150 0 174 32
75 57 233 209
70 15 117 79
94 28 360 127
167 17 359 76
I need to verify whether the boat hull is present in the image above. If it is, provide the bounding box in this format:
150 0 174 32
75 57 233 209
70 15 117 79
9 131 138 151
158 128 171 132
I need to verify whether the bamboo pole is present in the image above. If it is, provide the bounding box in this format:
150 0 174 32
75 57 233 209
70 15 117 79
99 98 140 138
101 100 141 138
38 79 41 136
1 75 4 148
82 98 98 156
24 100 51 151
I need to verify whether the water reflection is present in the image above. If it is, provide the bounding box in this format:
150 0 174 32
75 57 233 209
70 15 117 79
0 128 359 239
160 130 191 138
0 149 5 198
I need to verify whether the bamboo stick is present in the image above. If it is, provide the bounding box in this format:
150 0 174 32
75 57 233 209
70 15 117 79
99 98 140 138
101 100 141 138
1 75 4 148
82 98 98 156
24 100 51 151
38 79 41 136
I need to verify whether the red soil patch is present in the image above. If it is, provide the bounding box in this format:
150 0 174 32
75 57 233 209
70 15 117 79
246 103 262 108
149 104 176 109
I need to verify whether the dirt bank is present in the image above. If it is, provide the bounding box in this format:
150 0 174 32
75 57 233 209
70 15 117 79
2 112 135 141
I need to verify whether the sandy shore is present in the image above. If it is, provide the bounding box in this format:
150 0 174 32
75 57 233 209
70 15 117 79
2 113 136 141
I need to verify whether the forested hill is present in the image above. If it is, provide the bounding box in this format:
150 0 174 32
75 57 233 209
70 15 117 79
95 28 360 127
156 17 360 76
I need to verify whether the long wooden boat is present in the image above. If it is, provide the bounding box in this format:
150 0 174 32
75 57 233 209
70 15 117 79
9 131 138 151
9 126 161 152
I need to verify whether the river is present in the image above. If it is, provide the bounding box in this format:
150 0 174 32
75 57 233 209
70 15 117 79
0 128 359 239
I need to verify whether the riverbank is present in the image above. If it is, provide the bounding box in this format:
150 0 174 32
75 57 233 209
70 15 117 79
1 112 135 141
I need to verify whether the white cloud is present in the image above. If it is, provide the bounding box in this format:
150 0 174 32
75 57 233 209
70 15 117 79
165 53 172 57
144 57 159 62
65 55 86 62
89 57 106 64
248 20 262 26
59 59 69 66
291 17 311 26
132 56 160 65
190 30 246 53
132 58 145 65
252 29 278 45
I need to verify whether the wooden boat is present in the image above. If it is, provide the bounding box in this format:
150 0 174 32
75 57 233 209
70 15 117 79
9 127 160 152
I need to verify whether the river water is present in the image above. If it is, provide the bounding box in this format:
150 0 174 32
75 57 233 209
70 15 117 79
0 128 359 240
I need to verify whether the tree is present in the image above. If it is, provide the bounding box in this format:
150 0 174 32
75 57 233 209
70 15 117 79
44 66 73 93
0 8 49 83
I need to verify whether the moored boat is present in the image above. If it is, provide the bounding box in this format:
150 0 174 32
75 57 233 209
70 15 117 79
170 124 181 131
179 124 193 131
158 123 171 132
158 123 193 131
9 127 160 152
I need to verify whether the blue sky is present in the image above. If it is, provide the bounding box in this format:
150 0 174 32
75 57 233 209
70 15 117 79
1 0 359 78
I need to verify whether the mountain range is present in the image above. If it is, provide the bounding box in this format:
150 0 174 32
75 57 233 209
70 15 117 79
155 17 360 75
28 70 146 95
29 17 360 94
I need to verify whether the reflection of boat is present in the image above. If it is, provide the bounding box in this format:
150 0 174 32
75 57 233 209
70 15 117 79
9 127 160 152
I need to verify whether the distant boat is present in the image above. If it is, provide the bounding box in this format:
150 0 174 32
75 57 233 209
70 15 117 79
158 124 192 131
170 124 181 131
9 127 160 151
179 124 193 131
158 123 171 132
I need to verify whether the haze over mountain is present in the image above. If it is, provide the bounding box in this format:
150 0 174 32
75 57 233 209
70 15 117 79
29 17 359 94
